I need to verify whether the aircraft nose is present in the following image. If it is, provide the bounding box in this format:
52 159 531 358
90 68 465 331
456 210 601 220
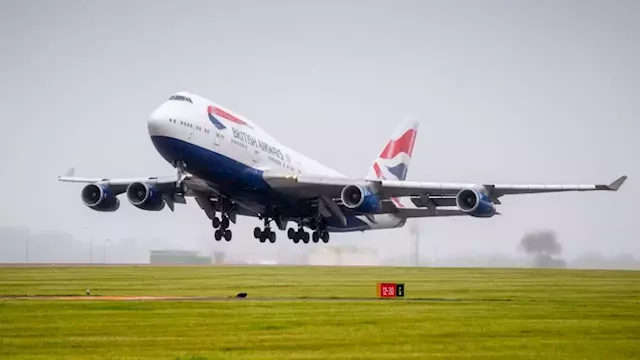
148 105 170 136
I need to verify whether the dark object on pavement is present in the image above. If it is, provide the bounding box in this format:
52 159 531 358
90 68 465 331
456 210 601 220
236 292 247 298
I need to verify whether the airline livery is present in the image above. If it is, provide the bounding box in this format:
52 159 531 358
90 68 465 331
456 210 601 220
58 92 627 244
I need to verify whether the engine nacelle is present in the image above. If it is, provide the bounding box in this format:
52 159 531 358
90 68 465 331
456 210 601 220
340 184 381 213
81 184 120 212
455 188 496 218
126 182 166 211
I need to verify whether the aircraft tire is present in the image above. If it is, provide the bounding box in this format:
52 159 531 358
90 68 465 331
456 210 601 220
321 231 329 243
212 217 220 228
287 228 295 239
214 229 222 241
268 231 276 243
253 227 261 238
221 217 230 229
312 231 319 243
224 229 232 241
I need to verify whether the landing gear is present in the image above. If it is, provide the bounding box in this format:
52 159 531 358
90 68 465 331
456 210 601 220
254 218 276 243
254 226 276 243
212 213 232 241
287 227 307 243
320 230 329 243
214 227 232 242
288 225 329 244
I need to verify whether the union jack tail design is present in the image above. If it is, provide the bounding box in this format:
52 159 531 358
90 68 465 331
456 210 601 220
365 118 419 208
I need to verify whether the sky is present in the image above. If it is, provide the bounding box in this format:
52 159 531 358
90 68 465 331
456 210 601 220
0 0 638 262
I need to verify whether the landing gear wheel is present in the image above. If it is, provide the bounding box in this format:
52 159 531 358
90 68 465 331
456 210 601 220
287 228 295 239
321 230 329 243
302 231 310 244
259 232 267 243
212 217 220 229
293 236 300 244
268 231 276 243
254 227 262 239
214 229 222 241
221 216 230 229
312 231 320 243
224 229 232 241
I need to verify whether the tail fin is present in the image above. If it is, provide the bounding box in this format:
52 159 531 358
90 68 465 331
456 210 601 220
366 118 419 181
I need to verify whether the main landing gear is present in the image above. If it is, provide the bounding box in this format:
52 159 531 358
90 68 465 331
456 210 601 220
254 218 276 243
212 214 232 241
287 226 329 244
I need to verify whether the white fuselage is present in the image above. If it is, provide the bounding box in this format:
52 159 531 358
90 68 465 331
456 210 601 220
147 91 404 232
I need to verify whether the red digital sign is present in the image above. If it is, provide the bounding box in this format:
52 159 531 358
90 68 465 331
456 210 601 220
378 283 396 298
377 283 405 298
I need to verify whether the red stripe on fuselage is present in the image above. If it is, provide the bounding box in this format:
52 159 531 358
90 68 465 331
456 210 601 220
208 106 251 127
379 128 417 159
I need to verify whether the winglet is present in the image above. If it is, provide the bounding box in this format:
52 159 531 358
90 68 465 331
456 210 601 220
607 175 627 191
60 167 75 178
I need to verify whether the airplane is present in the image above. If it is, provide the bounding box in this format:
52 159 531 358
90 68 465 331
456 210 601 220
58 91 627 244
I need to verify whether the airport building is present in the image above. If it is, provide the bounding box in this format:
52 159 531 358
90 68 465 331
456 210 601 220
307 246 378 266
149 250 212 265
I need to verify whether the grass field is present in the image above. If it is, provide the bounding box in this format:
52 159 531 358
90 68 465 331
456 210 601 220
0 266 638 359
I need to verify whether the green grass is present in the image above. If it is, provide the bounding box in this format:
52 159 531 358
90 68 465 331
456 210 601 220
0 266 639 359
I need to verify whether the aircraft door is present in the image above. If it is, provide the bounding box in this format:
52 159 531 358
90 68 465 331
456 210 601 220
213 130 222 148
252 149 261 165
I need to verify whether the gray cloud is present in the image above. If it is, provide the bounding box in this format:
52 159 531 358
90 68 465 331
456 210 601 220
0 0 638 263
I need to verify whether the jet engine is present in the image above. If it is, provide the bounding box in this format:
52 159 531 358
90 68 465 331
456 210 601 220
81 184 120 212
340 184 381 213
126 182 166 211
455 188 496 217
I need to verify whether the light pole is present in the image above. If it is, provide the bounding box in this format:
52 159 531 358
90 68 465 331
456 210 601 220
409 221 420 267
103 238 111 264
84 226 93 264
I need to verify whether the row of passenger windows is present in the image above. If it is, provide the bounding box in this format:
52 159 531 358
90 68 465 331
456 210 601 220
168 117 300 173
168 95 193 103
169 118 210 133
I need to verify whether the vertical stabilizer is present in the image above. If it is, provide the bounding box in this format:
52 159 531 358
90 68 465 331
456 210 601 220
366 118 419 181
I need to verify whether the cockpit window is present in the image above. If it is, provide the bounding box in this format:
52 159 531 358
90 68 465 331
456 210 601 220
168 95 193 103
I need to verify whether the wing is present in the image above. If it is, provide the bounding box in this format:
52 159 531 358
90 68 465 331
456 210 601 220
57 167 261 218
263 172 627 202
57 167 190 211
57 167 180 189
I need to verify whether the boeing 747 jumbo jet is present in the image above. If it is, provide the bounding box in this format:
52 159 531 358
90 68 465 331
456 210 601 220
58 92 627 244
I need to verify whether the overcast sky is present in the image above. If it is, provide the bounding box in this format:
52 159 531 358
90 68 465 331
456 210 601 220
1 0 638 261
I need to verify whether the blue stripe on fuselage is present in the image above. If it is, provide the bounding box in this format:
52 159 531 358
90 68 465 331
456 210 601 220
150 135 372 232
151 135 267 190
